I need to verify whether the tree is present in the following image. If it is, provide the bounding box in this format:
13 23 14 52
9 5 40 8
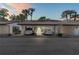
22 9 29 20
71 11 77 21
16 15 20 21
10 14 25 22
15 14 25 21
18 14 25 21
38 16 51 21
28 8 35 20
61 10 77 21
38 16 46 21
0 8 9 21
10 15 16 21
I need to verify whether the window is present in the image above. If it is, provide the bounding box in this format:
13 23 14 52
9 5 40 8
25 26 33 30
13 26 21 34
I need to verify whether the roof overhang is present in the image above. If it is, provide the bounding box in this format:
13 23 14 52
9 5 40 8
18 21 79 26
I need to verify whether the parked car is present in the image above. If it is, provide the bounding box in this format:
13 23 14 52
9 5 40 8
43 29 53 36
24 28 35 35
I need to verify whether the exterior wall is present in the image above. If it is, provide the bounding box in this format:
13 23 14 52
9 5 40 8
34 26 54 35
61 26 75 36
0 24 77 36
1 21 79 36
9 23 24 36
21 25 25 35
20 25 60 35
71 18 79 20
12 25 79 36
73 26 79 35
0 25 10 35
54 26 61 34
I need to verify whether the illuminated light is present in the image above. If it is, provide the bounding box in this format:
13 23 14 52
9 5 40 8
74 27 79 35
36 27 42 36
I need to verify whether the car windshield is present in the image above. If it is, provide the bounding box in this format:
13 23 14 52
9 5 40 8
26 28 32 30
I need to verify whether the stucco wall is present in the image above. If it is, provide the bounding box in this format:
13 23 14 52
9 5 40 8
62 26 75 36
21 26 25 35
0 25 10 35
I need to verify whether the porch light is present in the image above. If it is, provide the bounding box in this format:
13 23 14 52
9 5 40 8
36 27 42 36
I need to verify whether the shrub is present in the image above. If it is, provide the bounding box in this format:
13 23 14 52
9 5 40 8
57 33 63 37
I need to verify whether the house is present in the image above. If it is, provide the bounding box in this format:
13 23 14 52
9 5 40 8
0 20 79 36
0 20 61 36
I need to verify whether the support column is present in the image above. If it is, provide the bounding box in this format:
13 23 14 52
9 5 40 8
53 25 56 35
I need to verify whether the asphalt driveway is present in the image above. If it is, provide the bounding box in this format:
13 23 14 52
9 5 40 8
0 36 79 55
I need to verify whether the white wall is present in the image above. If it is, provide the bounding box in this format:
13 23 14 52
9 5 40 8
0 25 10 35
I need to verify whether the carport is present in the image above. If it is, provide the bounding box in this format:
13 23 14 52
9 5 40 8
18 21 62 36
18 21 79 36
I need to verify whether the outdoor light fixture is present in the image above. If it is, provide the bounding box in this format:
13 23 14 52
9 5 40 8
36 27 42 36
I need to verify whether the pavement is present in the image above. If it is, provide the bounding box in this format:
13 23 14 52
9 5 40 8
0 36 79 55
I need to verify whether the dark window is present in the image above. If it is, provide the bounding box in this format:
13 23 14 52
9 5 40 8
13 26 21 34
25 27 33 30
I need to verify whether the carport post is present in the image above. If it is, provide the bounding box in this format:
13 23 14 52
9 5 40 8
53 25 56 35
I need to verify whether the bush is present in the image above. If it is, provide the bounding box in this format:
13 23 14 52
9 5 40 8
8 34 11 36
57 33 63 37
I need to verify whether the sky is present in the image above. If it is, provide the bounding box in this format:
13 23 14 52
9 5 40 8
0 3 79 20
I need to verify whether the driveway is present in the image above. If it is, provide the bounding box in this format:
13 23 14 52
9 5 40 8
0 36 79 55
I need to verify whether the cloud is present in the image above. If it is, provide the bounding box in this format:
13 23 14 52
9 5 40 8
9 3 31 15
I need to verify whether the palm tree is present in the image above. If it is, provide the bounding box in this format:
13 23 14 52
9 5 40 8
22 9 29 21
61 10 77 21
71 11 77 21
61 11 68 20
28 8 35 21
18 14 25 21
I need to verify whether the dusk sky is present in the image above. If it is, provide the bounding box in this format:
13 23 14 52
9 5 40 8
0 3 79 20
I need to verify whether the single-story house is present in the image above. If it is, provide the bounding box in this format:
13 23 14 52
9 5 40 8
0 20 79 36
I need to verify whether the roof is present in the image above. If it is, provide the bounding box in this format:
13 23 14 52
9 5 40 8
18 20 61 26
1 20 79 26
0 21 9 25
18 20 79 26
61 20 79 26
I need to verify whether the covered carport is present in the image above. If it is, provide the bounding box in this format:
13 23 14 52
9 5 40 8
18 21 79 36
18 21 61 36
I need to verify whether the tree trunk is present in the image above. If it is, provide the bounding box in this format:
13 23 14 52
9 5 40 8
70 14 71 20
31 15 32 21
53 25 56 35
66 14 68 22
25 14 28 21
74 13 76 21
